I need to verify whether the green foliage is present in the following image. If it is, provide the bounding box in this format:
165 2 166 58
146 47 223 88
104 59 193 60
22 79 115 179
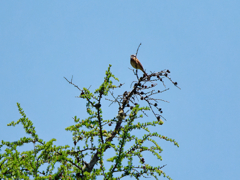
0 64 179 179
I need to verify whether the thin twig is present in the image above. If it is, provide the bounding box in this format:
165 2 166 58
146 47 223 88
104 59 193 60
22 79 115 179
136 43 142 56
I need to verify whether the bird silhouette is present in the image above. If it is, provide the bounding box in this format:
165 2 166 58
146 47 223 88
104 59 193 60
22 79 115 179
130 54 147 76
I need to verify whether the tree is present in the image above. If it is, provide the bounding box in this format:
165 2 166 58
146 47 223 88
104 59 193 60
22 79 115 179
0 57 180 179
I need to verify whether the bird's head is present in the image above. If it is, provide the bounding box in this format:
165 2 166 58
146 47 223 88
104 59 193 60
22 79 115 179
130 54 137 59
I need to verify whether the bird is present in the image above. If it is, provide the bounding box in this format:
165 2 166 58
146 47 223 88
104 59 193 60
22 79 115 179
130 54 147 75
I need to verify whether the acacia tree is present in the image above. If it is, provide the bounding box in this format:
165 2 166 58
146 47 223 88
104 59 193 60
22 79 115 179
0 55 180 179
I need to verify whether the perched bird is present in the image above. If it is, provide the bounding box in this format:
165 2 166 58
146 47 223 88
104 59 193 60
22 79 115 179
130 54 147 75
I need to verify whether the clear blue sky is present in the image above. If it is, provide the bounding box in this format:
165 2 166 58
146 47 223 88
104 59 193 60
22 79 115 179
0 1 239 179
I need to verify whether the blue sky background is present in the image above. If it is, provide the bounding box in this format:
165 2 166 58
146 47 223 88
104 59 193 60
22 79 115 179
0 1 239 179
